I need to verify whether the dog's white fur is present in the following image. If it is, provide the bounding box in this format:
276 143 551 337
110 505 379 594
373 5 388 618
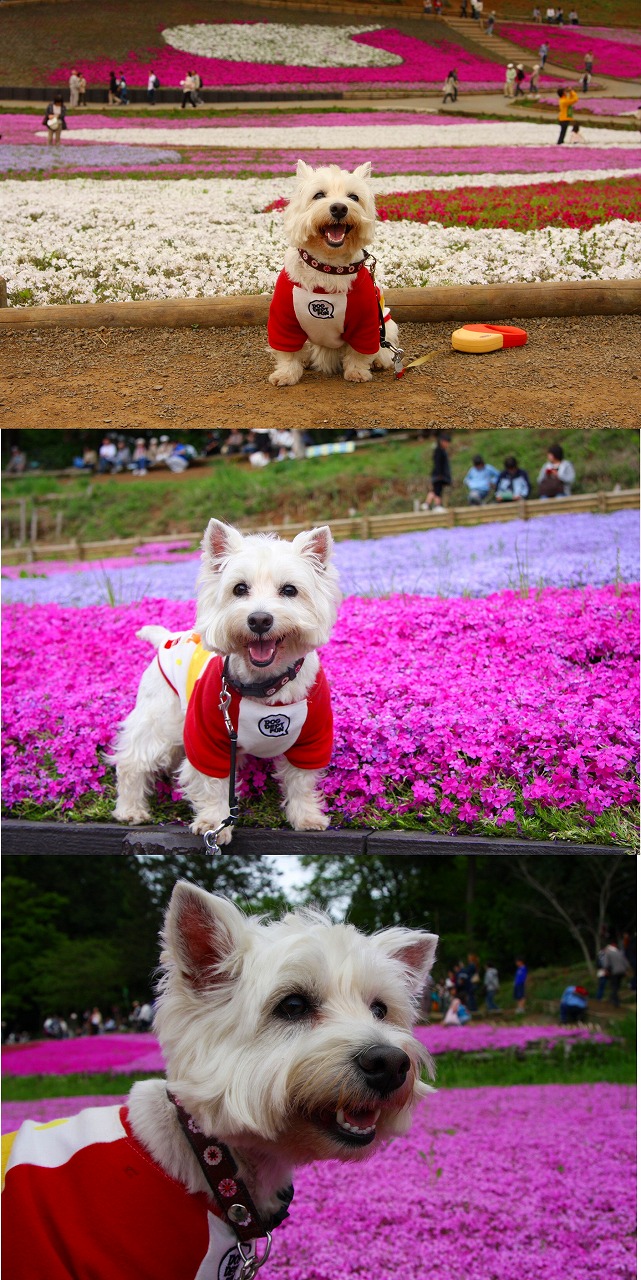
269 159 400 386
111 519 341 840
128 885 438 1222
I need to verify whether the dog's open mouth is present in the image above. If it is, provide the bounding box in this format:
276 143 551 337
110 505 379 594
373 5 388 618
322 222 351 250
321 1105 381 1148
247 636 283 667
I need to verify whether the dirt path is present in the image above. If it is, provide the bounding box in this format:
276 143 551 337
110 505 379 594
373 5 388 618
1 315 639 429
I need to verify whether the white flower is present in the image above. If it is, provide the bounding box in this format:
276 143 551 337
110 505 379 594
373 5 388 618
161 23 402 68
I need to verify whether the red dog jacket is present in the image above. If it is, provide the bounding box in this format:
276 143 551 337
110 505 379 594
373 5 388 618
2 1105 248 1280
268 265 386 355
157 631 333 778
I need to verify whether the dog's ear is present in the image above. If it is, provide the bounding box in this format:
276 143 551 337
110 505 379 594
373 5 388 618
352 161 372 182
291 525 334 569
165 882 246 992
202 518 245 570
373 928 439 988
295 159 315 182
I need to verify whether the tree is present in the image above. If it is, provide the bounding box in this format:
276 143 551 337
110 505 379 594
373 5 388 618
511 854 635 974
1 876 68 1030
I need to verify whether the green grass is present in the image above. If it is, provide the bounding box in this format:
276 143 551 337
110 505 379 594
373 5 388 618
433 1034 636 1088
3 430 639 545
2 1071 156 1101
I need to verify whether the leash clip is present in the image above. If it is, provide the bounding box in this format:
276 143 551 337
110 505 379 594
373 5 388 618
203 657 239 856
237 1233 272 1280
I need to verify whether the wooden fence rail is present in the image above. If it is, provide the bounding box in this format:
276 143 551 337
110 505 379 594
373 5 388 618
2 489 639 563
1 821 629 857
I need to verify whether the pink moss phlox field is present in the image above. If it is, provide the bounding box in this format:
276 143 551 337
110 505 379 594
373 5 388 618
2 585 638 823
6 1084 632 1278
0 1024 617 1078
47 28 507 88
9 147 641 180
276 1083 636 1280
2 1096 126 1135
497 23 641 78
2 1035 163 1077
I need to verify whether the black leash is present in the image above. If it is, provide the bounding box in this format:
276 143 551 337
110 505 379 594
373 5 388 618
204 657 239 856
363 251 405 378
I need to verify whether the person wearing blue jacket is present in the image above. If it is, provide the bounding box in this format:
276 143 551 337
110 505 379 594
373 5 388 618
560 985 589 1024
464 454 500 505
495 456 531 502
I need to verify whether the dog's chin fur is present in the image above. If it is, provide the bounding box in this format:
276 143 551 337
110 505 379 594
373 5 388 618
112 519 341 838
269 160 400 386
128 887 438 1218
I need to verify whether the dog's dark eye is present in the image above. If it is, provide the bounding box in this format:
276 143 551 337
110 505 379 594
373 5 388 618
280 584 298 597
233 583 249 597
274 993 312 1021
312 191 326 200
347 192 360 203
370 1000 387 1021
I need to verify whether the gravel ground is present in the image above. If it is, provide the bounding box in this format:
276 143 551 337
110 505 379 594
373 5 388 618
1 314 639 429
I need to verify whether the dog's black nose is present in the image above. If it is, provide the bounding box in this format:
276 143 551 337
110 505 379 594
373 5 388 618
329 203 348 221
355 1045 411 1095
247 611 274 635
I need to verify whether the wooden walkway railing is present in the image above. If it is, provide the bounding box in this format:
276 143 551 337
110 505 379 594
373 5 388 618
2 488 639 565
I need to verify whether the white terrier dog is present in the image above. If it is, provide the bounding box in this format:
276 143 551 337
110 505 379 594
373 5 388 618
112 519 341 841
268 159 400 386
3 886 438 1278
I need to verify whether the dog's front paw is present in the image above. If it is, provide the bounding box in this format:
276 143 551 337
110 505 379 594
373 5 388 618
343 366 373 383
286 803 331 832
114 805 152 826
190 816 233 844
269 369 303 387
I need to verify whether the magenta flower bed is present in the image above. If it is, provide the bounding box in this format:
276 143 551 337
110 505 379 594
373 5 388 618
47 28 507 89
2 585 638 823
2 1034 164 1077
497 23 641 79
0 1023 616 1079
3 1084 634 1278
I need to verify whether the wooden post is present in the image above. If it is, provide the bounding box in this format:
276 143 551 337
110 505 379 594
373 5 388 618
598 491 607 514
18 498 27 547
30 509 38 544
0 278 7 308
1 280 639 331
518 498 528 522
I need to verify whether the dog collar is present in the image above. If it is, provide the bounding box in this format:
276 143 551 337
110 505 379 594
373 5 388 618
168 1091 294 1241
225 655 305 699
298 248 365 276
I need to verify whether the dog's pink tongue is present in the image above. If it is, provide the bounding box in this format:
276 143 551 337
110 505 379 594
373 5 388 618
326 225 345 245
344 1108 378 1128
249 638 277 665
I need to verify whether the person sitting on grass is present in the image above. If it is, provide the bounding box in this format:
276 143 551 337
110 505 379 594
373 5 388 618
494 456 531 502
537 443 576 497
463 454 499 505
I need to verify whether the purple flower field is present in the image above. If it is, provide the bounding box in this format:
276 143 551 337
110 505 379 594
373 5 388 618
2 1085 635 1278
2 583 638 827
3 511 637 606
1 1023 615 1079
